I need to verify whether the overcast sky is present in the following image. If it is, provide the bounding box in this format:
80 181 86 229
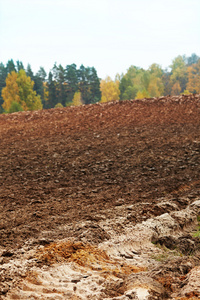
0 0 199 79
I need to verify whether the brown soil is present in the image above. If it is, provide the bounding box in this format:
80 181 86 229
1 94 200 299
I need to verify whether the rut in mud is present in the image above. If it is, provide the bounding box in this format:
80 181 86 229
0 94 200 299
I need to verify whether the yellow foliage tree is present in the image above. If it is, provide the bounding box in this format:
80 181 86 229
1 71 20 111
2 70 43 112
148 77 164 97
136 89 149 99
170 55 187 84
100 76 120 103
72 91 82 106
169 55 187 94
43 82 49 102
147 64 164 97
171 81 181 95
186 60 200 93
181 89 191 95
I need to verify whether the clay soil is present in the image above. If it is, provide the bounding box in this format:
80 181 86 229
0 94 200 299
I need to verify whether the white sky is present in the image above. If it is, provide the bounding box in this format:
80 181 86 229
0 0 199 79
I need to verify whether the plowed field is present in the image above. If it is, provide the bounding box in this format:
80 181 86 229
1 94 200 299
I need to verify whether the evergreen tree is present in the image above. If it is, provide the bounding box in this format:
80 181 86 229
88 67 101 103
16 60 24 72
26 64 34 81
0 63 7 111
6 59 16 74
47 71 57 108
34 67 47 107
78 65 101 104
52 63 66 106
78 64 88 104
186 53 200 66
65 64 78 104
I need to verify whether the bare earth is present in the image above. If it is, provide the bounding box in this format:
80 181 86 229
0 94 200 299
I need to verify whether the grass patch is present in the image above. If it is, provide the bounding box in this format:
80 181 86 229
192 215 200 238
151 250 182 262
151 243 182 261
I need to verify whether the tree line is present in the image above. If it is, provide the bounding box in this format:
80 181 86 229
119 53 200 100
0 61 101 113
0 53 199 113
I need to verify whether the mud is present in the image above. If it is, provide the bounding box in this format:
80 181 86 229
0 94 200 299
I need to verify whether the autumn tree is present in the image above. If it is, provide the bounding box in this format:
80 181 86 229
0 60 16 111
8 101 23 113
1 55 200 111
2 70 42 112
136 89 150 99
119 73 132 100
100 76 120 103
186 59 200 93
171 81 181 95
118 68 139 99
1 71 20 111
147 64 164 97
54 102 63 108
119 64 164 100
72 91 82 106
170 55 187 94
162 71 172 96
119 66 140 100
